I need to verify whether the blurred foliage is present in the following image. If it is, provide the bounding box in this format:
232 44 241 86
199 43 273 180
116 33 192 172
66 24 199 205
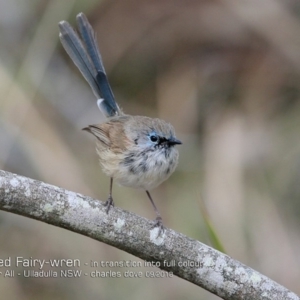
1 0 300 299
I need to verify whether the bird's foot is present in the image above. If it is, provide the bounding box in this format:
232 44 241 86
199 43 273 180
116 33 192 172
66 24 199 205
151 216 165 238
104 196 114 214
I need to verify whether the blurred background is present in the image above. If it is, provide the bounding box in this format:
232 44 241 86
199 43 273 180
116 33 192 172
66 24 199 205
1 0 300 299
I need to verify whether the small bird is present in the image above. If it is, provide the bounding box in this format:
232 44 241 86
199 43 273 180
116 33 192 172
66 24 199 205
58 13 181 235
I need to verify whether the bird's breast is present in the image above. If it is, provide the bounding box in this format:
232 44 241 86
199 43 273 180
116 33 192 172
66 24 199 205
116 147 179 190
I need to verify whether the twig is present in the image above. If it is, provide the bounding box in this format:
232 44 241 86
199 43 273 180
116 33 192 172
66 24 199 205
0 170 298 300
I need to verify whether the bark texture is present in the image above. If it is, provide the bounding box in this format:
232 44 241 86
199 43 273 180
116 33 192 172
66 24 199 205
0 170 298 300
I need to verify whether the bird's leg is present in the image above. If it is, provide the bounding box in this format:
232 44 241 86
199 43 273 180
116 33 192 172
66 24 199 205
146 190 164 236
104 178 114 213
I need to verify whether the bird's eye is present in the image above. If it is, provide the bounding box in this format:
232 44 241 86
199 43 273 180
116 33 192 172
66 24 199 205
150 135 158 142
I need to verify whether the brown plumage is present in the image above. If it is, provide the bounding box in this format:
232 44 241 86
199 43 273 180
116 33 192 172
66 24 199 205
82 115 180 191
59 13 182 236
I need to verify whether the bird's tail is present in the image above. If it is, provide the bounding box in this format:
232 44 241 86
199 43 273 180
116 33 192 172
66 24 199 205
58 13 120 117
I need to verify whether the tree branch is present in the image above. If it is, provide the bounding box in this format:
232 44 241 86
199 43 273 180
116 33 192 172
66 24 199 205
0 170 298 300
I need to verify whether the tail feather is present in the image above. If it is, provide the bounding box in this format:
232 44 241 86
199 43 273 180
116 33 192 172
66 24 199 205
59 13 120 117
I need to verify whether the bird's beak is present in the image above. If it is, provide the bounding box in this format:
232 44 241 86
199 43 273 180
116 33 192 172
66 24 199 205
168 137 182 146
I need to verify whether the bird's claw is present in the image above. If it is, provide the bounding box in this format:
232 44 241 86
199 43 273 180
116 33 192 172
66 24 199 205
104 196 114 214
151 216 165 238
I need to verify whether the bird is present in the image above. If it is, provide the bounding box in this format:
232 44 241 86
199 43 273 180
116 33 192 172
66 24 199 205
58 13 181 235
